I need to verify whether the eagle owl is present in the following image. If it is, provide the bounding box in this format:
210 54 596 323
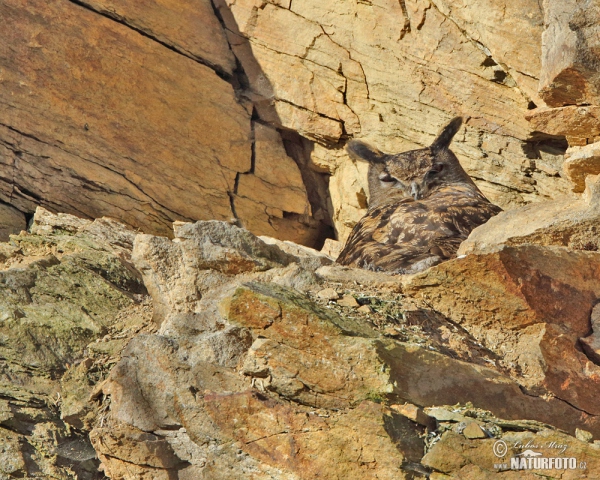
336 117 502 274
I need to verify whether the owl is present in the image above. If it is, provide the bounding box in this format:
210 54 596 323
336 117 502 274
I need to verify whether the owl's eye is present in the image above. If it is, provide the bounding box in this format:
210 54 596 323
427 164 445 176
379 171 395 182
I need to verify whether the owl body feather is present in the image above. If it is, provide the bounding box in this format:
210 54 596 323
336 117 502 274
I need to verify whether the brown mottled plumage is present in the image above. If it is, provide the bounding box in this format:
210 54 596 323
336 117 502 274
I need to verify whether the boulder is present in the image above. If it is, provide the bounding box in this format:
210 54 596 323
539 0 600 107
459 174 600 254
90 222 600 478
564 144 600 192
403 244 600 416
132 220 295 322
423 428 600 478
90 423 185 480
0 208 152 478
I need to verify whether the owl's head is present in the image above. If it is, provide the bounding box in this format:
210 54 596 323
347 117 476 207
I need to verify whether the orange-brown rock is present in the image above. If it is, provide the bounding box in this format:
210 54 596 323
403 245 600 416
564 144 600 193
198 393 422 479
80 0 237 75
0 0 250 237
423 429 600 479
90 423 185 480
234 123 322 245
0 0 329 246
539 0 600 107
459 174 600 255
526 106 600 139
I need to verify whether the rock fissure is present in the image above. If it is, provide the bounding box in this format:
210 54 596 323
0 122 200 224
66 0 233 82
274 98 342 128
428 0 532 103
397 0 412 40
527 389 599 419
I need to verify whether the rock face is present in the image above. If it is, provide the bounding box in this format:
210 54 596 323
5 0 600 477
527 0 600 196
3 208 600 478
0 207 153 478
1 0 585 246
0 0 327 245
526 106 600 143
539 0 600 107
218 0 575 241
459 174 600 254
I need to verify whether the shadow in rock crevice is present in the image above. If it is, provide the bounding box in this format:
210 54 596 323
211 0 335 249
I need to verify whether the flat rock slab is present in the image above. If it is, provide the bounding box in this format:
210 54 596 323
526 106 600 138
0 0 250 237
459 174 600 255
80 0 237 75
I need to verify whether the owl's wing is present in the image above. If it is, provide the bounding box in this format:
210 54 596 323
337 196 501 273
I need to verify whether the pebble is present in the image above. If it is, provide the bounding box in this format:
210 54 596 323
337 294 359 307
576 428 593 443
317 288 340 301
462 422 487 439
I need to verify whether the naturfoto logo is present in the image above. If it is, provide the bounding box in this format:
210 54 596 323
492 440 586 472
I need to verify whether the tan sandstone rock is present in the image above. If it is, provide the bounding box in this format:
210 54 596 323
217 0 570 240
526 105 600 140
539 0 600 107
459 174 600 255
90 423 185 479
564 144 600 193
235 122 323 245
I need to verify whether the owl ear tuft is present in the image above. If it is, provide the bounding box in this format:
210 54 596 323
346 140 387 164
431 117 463 152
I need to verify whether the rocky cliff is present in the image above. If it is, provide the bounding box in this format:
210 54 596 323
3 0 598 246
2 205 600 479
2 0 600 478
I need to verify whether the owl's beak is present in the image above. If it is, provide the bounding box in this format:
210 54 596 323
411 182 422 200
